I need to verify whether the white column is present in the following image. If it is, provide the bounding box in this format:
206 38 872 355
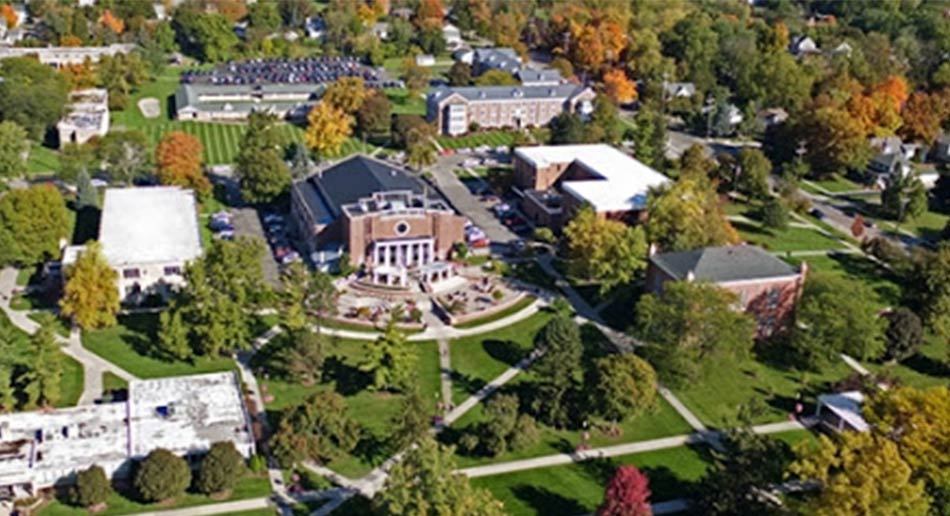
429 241 435 263
384 244 391 266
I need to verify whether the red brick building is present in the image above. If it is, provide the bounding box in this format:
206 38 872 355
646 245 808 337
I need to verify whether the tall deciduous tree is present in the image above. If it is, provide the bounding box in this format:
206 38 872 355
734 148 772 199
602 68 637 105
269 391 360 466
0 121 29 178
597 466 652 516
563 207 648 295
96 130 151 184
69 465 112 508
0 57 70 140
360 319 417 392
304 102 353 157
375 436 505 516
798 107 871 178
60 241 120 330
636 282 755 387
321 77 368 114
236 112 291 204
447 61 472 86
531 315 582 428
134 449 191 502
155 131 210 195
881 173 927 224
789 272 886 369
389 383 430 451
590 353 657 422
646 176 739 252
0 184 70 265
357 90 392 140
195 441 245 494
907 243 950 339
788 432 929 516
883 307 923 362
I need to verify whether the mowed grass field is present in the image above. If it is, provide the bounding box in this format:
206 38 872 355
437 130 518 150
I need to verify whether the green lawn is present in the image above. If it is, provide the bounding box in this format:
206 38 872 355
81 314 236 379
437 130 518 150
26 143 61 176
868 334 949 389
0 311 83 408
880 208 949 241
260 337 441 478
449 311 554 404
102 371 128 393
470 445 711 516
733 219 846 252
453 296 537 329
15 267 33 287
781 253 902 309
385 88 426 116
807 175 865 194
39 473 272 516
673 354 853 428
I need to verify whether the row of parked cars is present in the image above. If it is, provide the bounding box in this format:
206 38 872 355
263 212 301 266
492 202 530 234
210 211 235 240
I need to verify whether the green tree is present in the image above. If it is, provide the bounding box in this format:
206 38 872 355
531 315 582 428
0 185 70 265
360 319 417 392
760 198 789 230
630 102 666 170
590 354 657 422
695 428 794 515
563 207 648 295
589 94 622 144
196 441 245 494
636 281 755 387
646 175 739 252
59 143 96 183
236 112 291 204
282 328 325 386
407 140 437 171
22 314 62 408
883 307 923 362
0 57 69 139
401 58 430 96
96 130 151 184
447 61 472 86
158 309 192 361
60 241 120 330
356 90 392 140
478 393 536 457
75 168 98 210
69 465 112 508
375 436 505 516
0 121 29 178
882 173 927 224
789 273 886 369
269 391 360 466
907 243 950 339
134 449 191 502
281 261 336 332
248 0 281 32
172 8 239 62
799 107 872 178
788 432 929 516
735 148 772 199
473 69 519 86
97 53 150 110
549 112 587 144
389 383 430 451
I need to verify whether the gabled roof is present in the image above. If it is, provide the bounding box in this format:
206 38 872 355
818 391 869 432
427 84 591 104
650 245 799 283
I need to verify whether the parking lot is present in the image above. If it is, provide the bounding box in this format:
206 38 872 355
229 208 281 285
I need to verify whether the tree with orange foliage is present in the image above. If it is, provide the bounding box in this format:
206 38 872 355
852 214 866 239
155 132 210 195
208 0 247 23
60 61 98 90
901 91 950 143
99 9 125 34
59 35 82 47
602 68 637 105
1 4 18 29
875 75 909 112
414 0 443 30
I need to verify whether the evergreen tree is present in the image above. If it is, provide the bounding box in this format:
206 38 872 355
883 307 924 362
531 315 583 428
360 319 417 392
134 449 191 502
22 314 62 408
69 465 111 508
158 308 192 361
389 383 430 451
195 441 245 494
75 168 99 209
236 112 291 204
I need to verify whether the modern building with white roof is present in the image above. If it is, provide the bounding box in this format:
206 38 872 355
56 88 110 148
98 187 202 302
0 372 254 499
513 144 670 228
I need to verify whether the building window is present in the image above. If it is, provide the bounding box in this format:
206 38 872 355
766 288 782 309
122 268 140 279
394 220 410 236
164 266 182 276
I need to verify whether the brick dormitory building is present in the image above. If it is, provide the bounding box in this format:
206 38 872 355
290 155 466 288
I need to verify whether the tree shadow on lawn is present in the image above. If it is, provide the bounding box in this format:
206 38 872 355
115 313 178 362
825 253 902 305
450 371 486 398
510 485 586 516
323 356 371 396
352 432 392 468
894 353 950 379
577 457 698 503
483 338 527 367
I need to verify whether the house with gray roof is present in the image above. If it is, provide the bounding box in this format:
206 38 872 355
646 245 808 336
426 84 595 136
517 69 563 86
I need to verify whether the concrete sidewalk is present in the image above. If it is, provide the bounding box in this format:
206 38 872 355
134 497 273 516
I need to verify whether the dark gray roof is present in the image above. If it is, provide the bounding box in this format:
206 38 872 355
474 47 521 73
427 84 591 104
293 155 427 223
650 245 797 283
517 69 563 84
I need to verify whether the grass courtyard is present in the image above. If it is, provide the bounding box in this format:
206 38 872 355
437 130 519 151
732 219 846 253
81 313 236 379
471 445 711 516
259 336 441 478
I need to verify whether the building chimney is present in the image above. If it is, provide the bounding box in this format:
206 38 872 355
686 270 695 282
648 243 657 257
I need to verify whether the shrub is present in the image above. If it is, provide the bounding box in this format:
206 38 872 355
248 454 267 473
196 441 246 494
69 465 111 508
133 449 191 502
533 227 556 244
884 308 924 362
760 199 789 230
491 289 504 301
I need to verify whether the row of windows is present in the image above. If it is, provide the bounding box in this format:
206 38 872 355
122 266 182 279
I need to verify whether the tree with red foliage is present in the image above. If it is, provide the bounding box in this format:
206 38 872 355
852 214 866 239
597 466 652 516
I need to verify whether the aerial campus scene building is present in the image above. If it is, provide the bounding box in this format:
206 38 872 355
0 1 947 516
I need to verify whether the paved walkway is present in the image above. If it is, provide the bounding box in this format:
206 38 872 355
0 268 139 405
133 497 272 516
444 348 544 426
437 339 453 411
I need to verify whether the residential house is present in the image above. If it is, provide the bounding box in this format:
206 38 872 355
0 372 254 500
291 155 465 287
790 35 820 57
868 136 919 187
513 144 670 228
426 84 595 136
371 22 389 40
646 245 808 337
416 54 436 67
662 81 697 100
95 187 203 302
443 22 462 49
473 47 522 76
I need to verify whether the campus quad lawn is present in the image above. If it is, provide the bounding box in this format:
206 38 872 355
25 143 61 176
732 219 846 253
672 354 853 428
470 445 711 516
437 130 518 150
868 334 950 389
385 88 426 116
102 371 128 393
38 473 271 516
0 312 83 408
782 253 902 309
260 337 441 478
449 310 554 404
81 313 236 379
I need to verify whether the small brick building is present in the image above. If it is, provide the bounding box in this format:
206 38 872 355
646 245 807 337
291 155 466 287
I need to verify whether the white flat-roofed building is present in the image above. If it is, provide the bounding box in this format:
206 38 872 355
98 187 202 302
0 372 254 499
57 88 110 148
513 144 670 227
0 43 136 67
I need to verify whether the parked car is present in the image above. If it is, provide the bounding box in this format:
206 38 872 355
210 220 234 232
263 213 284 225
493 203 512 216
215 230 235 240
280 251 301 265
